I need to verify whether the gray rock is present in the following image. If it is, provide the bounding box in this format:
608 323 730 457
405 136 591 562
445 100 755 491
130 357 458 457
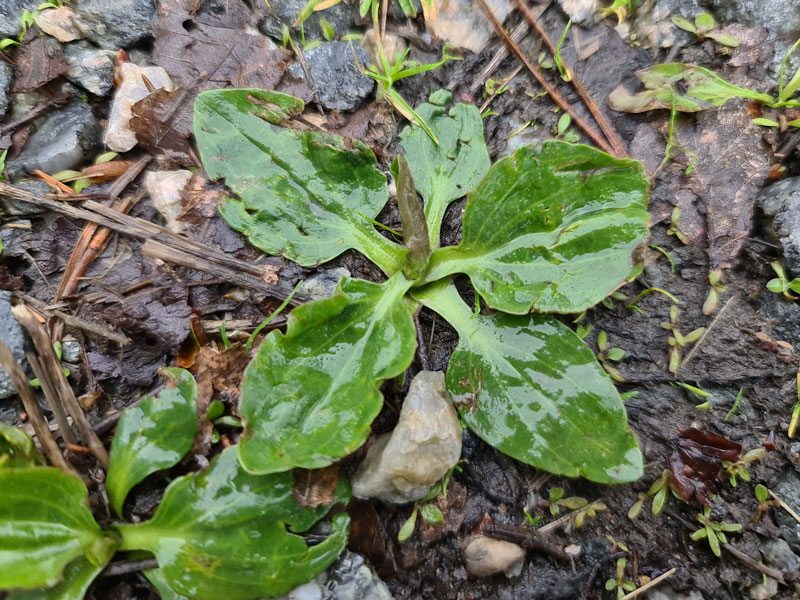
63 41 115 96
299 267 350 300
352 371 462 503
555 0 599 27
749 577 779 600
0 0 39 38
0 179 50 216
631 0 707 49
774 469 800 554
757 176 800 276
0 61 11 118
6 101 101 179
708 0 800 37
760 538 800 572
277 551 393 600
646 587 705 600
74 0 156 50
289 42 374 111
36 6 83 42
259 0 354 42
0 291 28 399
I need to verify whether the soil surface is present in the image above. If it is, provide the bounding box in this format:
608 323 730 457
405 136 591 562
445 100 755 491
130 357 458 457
2 1 800 599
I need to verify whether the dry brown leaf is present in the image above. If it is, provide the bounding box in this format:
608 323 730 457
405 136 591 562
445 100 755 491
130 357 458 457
292 465 340 509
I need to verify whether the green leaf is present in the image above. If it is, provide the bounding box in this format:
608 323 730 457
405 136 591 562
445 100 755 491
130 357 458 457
788 279 800 294
707 32 739 47
767 278 787 293
707 527 721 557
420 504 444 524
755 484 768 503
752 117 778 127
671 15 697 33
106 368 198 517
557 113 571 136
6 557 105 600
238 273 417 474
398 89 490 248
319 18 335 40
420 142 650 314
143 568 192 600
397 507 418 542
694 13 716 33
414 281 643 483
194 89 405 274
607 348 626 361
397 0 417 17
608 63 774 113
0 422 42 468
0 467 116 590
117 448 349 600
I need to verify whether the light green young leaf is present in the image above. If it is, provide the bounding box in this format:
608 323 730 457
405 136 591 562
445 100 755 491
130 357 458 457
398 508 418 542
143 568 191 600
414 281 643 484
420 142 650 314
420 503 444 524
238 273 417 475
6 557 105 600
707 32 739 47
0 468 116 590
671 15 697 34
398 89 490 248
117 448 350 600
693 13 715 34
194 89 405 274
106 368 198 517
608 63 773 113
752 117 779 127
0 422 42 468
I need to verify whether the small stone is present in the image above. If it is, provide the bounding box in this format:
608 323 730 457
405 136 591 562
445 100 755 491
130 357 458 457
60 338 81 363
773 470 800 554
556 0 599 27
74 0 156 50
0 291 29 399
426 0 512 53
259 0 354 42
63 41 115 96
145 170 192 234
352 371 462 503
760 538 800 572
104 62 173 152
0 62 11 118
749 577 779 600
6 101 101 179
464 535 525 577
321 550 394 600
0 0 39 38
289 41 373 112
0 179 50 216
36 6 83 42
299 268 350 300
645 588 705 600
758 177 800 277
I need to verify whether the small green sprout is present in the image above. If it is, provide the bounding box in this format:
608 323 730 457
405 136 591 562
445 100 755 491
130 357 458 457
546 487 588 517
671 381 712 411
605 557 636 599
671 13 739 47
724 388 744 421
661 306 704 375
601 291 628 309
628 469 671 519
625 286 680 312
597 330 625 382
397 506 418 543
553 20 572 82
319 18 334 41
523 507 542 526
599 0 639 25
703 268 726 315
723 448 766 487
766 261 800 299
690 506 742 557
667 206 690 245
752 484 780 522
219 320 232 349
574 500 607 528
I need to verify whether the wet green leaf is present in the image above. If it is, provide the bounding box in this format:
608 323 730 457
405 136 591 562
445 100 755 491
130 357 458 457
398 508 418 542
415 282 642 483
707 32 739 48
117 447 349 600
238 273 417 474
694 13 715 33
194 89 405 274
0 468 115 590
608 63 773 113
671 15 697 33
392 155 431 280
0 422 42 468
398 89 490 248
420 504 444 524
420 142 650 314
6 557 105 600
106 368 198 517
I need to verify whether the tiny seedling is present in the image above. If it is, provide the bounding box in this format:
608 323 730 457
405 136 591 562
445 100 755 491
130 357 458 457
574 500 607 529
667 206 690 245
397 484 447 543
597 330 626 382
625 286 680 312
671 13 739 48
752 484 780 522
724 388 744 421
545 487 588 516
605 557 636 599
601 291 629 309
628 469 671 519
723 448 766 487
703 268 726 315
661 305 704 374
599 0 640 24
671 381 712 411
766 261 800 300
690 506 742 557
553 20 572 82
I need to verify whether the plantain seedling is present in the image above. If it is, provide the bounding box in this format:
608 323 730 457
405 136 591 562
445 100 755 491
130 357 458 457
628 469 672 519
752 484 780 522
545 487 588 517
766 261 800 300
605 557 636 599
703 268 726 315
597 330 626 382
661 306 704 374
667 206 690 245
671 13 739 48
574 500 607 529
723 448 766 487
690 506 742 557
